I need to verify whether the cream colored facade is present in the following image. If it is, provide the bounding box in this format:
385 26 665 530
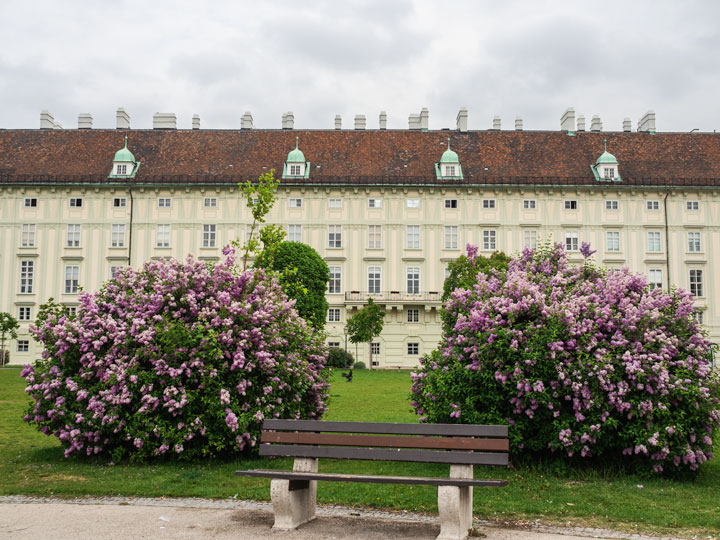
1 181 718 367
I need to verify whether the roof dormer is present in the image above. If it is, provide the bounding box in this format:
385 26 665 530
282 137 310 179
108 135 140 178
435 138 463 180
591 140 621 182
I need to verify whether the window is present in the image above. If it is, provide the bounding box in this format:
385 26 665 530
523 199 536 209
21 224 36 247
605 200 619 210
289 164 301 176
64 265 79 294
110 266 124 280
647 231 661 252
156 224 171 248
67 224 81 247
368 225 382 249
328 266 342 294
692 310 705 325
18 306 31 321
24 198 38 207
368 266 381 294
328 308 341 322
204 197 218 208
564 200 578 210
328 225 342 248
371 342 380 355
444 226 458 249
406 226 420 249
113 198 127 208
565 231 579 251
648 269 663 290
445 165 456 176
69 198 83 208
116 164 128 175
19 261 34 293
66 306 78 317
483 230 496 251
289 198 302 208
17 340 29 353
328 341 341 348
111 224 126 247
287 224 302 243
604 168 615 180
646 200 659 211
445 199 458 209
368 198 382 208
406 267 420 294
203 224 216 248
686 201 699 211
158 198 172 208
483 199 496 209
407 342 419 355
689 269 704 297
606 231 620 252
407 309 420 323
523 230 537 249
328 198 342 208
688 232 702 252
407 198 420 208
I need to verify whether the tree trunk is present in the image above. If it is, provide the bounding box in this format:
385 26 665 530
368 341 372 370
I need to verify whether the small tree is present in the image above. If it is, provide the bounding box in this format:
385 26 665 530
0 312 20 366
347 298 385 369
237 169 280 270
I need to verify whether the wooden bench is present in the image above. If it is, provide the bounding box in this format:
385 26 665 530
236 419 509 540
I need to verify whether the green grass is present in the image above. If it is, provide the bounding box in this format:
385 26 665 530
2 367 719 537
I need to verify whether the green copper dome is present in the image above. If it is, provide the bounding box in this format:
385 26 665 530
114 135 136 163
439 138 459 163
595 140 617 164
287 137 306 163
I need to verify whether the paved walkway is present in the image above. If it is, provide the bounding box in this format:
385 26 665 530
0 496 691 540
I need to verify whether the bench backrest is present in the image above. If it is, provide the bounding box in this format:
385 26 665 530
259 419 509 466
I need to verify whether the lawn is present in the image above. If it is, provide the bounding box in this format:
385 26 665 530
1 367 718 538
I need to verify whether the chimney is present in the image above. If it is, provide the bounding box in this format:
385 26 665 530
590 115 603 132
623 117 632 132
354 114 366 130
53 120 63 130
456 107 468 132
192 114 200 130
560 107 575 131
492 116 501 130
153 112 177 130
576 115 586 132
379 111 387 130
420 107 429 130
116 108 130 129
408 113 421 130
334 115 342 130
282 111 294 129
77 113 93 130
515 116 523 131
40 110 55 130
638 110 656 133
241 111 253 130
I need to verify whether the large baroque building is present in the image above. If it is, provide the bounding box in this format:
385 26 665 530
1 108 718 367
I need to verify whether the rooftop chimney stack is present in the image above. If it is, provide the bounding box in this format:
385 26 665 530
52 120 63 130
492 116 501 130
590 115 603 132
77 113 93 130
334 115 342 130
241 111 253 130
40 110 55 130
379 111 387 130
116 108 130 129
408 113 421 130
560 107 575 131
623 117 632 132
192 114 200 130
354 114 366 130
515 116 523 131
282 112 294 129
153 112 177 130
638 110 656 133
576 115 586 132
420 107 429 130
456 107 468 132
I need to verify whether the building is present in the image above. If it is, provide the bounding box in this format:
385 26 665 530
1 108 718 367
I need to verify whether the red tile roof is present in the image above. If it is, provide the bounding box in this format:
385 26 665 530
1 129 719 187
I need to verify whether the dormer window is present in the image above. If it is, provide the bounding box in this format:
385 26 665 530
604 167 614 180
108 135 139 179
116 164 127 175
445 165 456 176
435 138 463 180
591 140 621 182
283 137 310 179
290 164 301 176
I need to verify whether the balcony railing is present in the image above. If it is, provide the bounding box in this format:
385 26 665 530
344 290 442 304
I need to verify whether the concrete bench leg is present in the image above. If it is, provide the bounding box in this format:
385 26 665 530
270 457 318 530
437 464 474 540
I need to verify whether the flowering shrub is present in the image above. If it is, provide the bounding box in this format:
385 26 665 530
411 242 719 474
22 247 328 461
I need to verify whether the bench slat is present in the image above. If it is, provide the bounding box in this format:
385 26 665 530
261 431 509 452
259 444 509 466
262 419 507 438
236 469 508 488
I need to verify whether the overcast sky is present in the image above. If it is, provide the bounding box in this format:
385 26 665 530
1 0 719 132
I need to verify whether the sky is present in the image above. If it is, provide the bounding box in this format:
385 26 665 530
1 0 719 132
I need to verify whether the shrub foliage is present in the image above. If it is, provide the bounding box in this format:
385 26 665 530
22 248 329 461
411 242 720 473
327 347 354 368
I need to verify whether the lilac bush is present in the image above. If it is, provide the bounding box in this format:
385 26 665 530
22 247 328 461
411 242 719 474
